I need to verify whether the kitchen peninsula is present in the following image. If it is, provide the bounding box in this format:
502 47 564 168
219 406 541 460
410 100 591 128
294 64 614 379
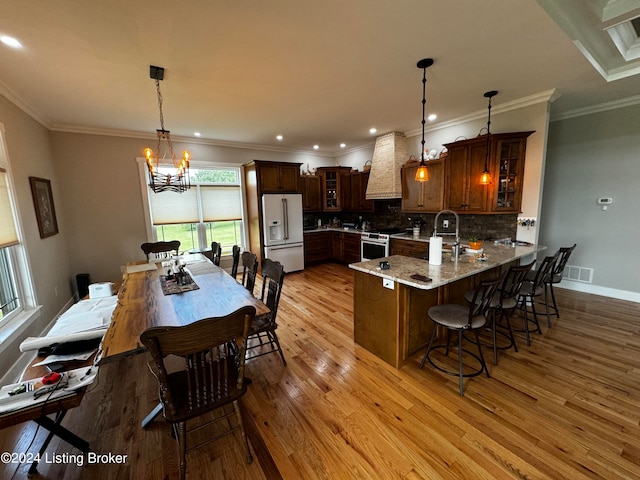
349 242 545 368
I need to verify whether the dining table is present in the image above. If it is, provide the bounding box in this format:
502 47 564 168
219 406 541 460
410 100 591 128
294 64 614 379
98 253 270 427
99 253 270 365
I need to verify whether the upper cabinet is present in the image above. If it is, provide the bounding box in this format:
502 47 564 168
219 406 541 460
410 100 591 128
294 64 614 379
491 134 532 213
317 167 351 211
253 160 301 193
301 175 322 211
401 158 444 212
341 171 375 212
443 131 533 214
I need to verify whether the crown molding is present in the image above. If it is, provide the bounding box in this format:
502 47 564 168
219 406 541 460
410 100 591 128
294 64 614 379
0 80 52 128
550 93 640 121
405 89 559 137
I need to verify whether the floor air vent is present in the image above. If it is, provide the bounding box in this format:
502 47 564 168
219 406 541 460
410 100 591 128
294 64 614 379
563 265 594 284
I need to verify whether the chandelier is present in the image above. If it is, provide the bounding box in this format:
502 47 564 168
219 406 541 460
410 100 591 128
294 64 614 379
144 65 191 193
415 58 434 182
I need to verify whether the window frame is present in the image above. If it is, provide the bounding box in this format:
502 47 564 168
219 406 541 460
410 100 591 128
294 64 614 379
0 123 38 334
138 159 248 255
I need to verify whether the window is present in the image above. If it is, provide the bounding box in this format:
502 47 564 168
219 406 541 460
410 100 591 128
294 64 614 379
146 167 244 255
0 127 33 326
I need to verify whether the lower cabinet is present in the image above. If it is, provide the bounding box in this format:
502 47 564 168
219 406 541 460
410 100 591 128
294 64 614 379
304 231 361 265
390 238 429 258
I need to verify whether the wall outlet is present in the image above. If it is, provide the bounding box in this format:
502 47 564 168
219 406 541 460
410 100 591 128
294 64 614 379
382 279 395 290
443 220 449 228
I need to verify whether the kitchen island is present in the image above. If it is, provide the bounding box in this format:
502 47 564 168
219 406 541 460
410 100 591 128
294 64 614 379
349 243 545 368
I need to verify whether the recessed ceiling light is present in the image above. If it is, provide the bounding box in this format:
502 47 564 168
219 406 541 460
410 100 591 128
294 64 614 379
1 35 22 49
428 114 437 121
369 128 377 134
194 132 201 137
313 145 319 150
276 135 283 141
340 143 346 148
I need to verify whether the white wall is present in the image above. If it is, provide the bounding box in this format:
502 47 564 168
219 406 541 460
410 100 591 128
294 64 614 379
0 95 74 379
540 104 640 300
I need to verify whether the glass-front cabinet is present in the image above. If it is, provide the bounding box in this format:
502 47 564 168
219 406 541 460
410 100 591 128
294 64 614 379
317 167 350 211
490 133 532 213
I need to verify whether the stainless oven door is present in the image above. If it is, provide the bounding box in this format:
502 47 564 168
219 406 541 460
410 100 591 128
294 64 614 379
361 240 389 261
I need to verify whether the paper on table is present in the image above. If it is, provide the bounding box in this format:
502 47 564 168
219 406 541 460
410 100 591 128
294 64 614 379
33 349 96 366
19 330 106 352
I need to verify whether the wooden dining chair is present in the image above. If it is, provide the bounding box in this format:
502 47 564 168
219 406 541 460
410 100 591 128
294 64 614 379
203 241 222 266
140 305 256 480
240 251 258 294
245 258 287 366
141 240 180 261
230 245 241 279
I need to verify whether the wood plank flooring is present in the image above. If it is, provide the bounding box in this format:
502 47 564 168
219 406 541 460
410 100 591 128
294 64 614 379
1 263 639 479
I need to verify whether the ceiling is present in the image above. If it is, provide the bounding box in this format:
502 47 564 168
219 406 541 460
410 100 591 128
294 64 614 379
1 0 640 155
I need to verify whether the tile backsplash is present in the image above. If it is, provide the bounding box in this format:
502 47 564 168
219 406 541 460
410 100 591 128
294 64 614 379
305 199 518 240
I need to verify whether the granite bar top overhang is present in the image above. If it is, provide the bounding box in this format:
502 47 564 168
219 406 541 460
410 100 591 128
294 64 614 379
349 244 546 290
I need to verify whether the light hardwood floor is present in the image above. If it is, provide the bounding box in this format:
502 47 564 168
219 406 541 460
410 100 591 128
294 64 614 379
1 263 639 479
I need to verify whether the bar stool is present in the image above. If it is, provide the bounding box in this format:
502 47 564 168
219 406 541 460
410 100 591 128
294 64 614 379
464 261 534 365
546 244 576 319
516 253 558 345
420 278 500 396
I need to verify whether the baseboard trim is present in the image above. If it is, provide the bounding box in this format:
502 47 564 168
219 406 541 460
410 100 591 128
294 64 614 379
557 281 640 303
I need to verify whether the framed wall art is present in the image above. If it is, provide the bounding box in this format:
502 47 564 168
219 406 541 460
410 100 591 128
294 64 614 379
29 176 59 238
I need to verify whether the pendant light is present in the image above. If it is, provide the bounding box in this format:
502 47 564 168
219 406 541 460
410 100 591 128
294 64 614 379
415 58 434 182
479 90 497 185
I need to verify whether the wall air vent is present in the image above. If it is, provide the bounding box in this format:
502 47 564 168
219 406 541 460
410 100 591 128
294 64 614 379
563 265 594 284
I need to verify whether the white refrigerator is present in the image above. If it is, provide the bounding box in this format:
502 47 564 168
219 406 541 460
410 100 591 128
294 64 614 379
262 194 305 272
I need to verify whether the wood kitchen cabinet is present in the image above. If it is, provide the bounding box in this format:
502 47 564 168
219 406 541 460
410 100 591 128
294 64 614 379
317 167 351 211
331 231 361 264
490 133 532 213
300 175 322 211
304 231 331 264
340 171 375 212
390 238 429 258
401 158 444 212
443 131 533 213
253 160 301 193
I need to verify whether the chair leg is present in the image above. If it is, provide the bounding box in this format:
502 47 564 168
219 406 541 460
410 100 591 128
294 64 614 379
458 330 464 397
549 282 559 318
543 283 552 327
178 421 187 480
420 326 438 369
233 400 253 464
520 296 531 346
503 309 519 353
474 330 490 378
491 309 498 365
530 296 542 335
269 331 287 366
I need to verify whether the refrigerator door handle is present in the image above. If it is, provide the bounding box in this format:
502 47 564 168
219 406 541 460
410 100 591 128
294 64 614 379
267 244 302 251
282 198 289 240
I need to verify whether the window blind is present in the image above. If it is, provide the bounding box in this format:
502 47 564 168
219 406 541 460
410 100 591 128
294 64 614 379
0 169 19 248
149 188 199 225
201 185 242 222
148 184 242 225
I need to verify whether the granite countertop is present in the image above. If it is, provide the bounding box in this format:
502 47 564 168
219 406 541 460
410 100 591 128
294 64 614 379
348 243 545 290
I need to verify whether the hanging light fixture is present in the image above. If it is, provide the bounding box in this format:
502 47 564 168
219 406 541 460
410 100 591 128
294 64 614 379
144 65 191 193
480 90 497 185
414 58 434 182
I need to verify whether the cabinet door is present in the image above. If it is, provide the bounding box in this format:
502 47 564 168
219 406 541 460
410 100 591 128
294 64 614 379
445 147 468 211
466 142 489 212
401 161 444 212
279 164 301 192
258 163 283 192
331 232 343 261
343 232 362 264
301 176 322 211
354 172 375 212
491 137 526 212
340 172 353 211
390 238 428 258
304 231 331 263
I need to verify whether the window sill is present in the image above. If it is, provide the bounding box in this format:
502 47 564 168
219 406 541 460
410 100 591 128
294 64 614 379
0 306 42 355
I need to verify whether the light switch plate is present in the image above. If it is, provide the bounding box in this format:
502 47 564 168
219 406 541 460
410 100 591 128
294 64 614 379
383 278 394 290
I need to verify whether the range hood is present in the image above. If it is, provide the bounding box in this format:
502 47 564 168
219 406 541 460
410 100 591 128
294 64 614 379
365 131 408 200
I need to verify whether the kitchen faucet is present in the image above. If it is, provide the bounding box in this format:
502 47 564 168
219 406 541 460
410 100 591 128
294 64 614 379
433 209 460 257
